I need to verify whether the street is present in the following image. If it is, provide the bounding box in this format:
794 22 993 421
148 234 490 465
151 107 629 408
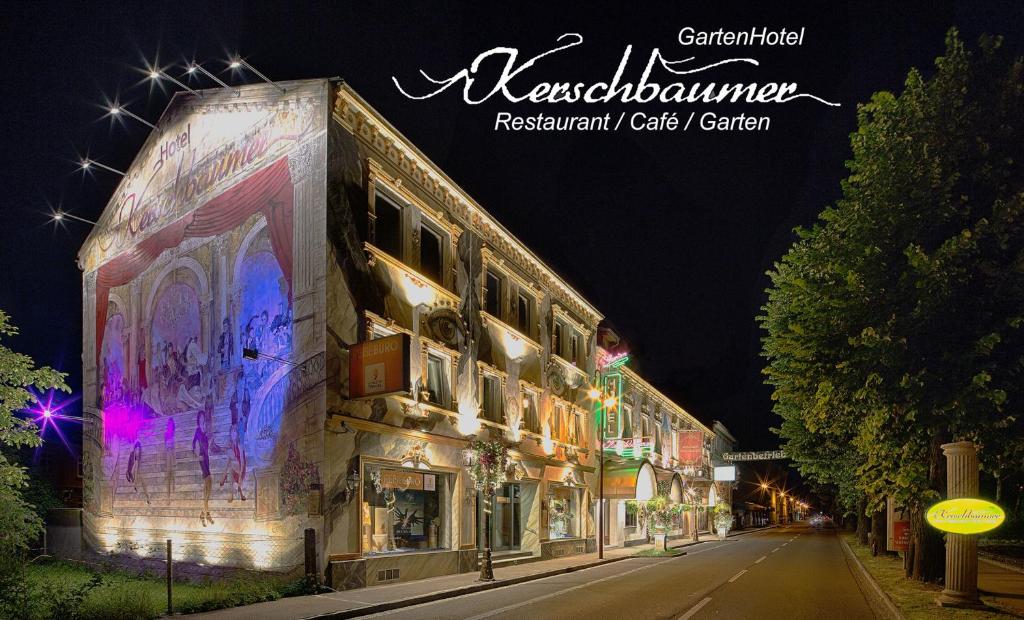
359 524 877 620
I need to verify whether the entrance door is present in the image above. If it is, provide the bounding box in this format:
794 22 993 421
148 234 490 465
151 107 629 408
479 483 521 551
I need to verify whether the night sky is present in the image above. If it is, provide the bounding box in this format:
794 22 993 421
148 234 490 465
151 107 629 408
3 0 1023 457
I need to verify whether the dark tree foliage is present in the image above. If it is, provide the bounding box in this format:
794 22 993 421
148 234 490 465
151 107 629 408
760 30 1024 582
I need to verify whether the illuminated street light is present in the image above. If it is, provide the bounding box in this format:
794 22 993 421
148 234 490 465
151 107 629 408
229 57 286 93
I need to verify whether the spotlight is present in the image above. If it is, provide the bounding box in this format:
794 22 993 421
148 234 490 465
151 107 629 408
229 57 285 93
587 387 601 400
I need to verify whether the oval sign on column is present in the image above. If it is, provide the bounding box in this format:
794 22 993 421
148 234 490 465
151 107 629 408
926 498 1005 534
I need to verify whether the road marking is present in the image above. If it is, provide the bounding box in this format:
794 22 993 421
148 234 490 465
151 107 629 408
728 569 747 583
459 544 733 620
677 597 712 620
755 556 766 564
772 547 780 553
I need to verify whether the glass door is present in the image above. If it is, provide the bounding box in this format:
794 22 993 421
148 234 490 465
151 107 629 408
479 483 521 552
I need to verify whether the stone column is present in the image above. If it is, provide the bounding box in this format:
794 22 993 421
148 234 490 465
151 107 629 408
937 441 982 608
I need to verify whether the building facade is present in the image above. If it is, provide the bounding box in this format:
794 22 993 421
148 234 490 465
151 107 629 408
78 78 726 589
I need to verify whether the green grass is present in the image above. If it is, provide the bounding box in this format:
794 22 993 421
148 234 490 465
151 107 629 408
633 548 686 557
841 533 1013 619
15 559 303 619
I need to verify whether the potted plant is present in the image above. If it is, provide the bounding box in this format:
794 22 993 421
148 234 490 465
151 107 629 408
646 495 684 550
713 501 733 540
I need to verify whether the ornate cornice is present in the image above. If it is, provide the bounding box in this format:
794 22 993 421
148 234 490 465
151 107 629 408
334 85 602 326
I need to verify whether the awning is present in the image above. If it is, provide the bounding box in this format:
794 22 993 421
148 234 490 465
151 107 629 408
603 460 658 500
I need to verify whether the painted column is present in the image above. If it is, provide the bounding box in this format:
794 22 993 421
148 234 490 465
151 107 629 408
937 441 981 608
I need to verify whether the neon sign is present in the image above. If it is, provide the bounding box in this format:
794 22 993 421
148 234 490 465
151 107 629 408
926 498 1005 534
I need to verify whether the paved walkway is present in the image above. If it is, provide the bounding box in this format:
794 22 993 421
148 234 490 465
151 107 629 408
980 557 1024 615
193 528 769 620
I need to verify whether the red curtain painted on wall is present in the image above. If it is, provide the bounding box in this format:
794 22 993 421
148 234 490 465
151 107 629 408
678 429 703 466
94 156 295 364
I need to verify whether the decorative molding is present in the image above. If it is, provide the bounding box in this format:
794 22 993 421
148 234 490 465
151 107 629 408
335 86 602 326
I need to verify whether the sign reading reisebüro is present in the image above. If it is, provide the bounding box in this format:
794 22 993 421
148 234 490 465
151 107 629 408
349 333 412 399
925 498 1005 534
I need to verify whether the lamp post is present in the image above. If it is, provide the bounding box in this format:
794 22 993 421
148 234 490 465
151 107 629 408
465 440 510 582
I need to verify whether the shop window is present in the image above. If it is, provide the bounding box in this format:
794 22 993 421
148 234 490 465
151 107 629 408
482 374 503 423
549 486 580 539
374 193 403 259
362 463 452 554
485 270 502 317
516 292 531 335
426 352 451 409
419 223 443 284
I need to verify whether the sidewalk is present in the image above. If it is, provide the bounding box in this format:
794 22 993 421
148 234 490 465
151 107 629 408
192 527 771 620
980 557 1024 616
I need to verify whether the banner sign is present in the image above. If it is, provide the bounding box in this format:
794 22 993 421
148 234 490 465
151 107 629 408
926 498 1005 534
678 430 703 466
379 469 423 490
349 333 412 399
892 520 910 552
721 450 786 462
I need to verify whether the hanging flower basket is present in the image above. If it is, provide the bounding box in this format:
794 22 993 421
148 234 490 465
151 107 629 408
466 440 511 495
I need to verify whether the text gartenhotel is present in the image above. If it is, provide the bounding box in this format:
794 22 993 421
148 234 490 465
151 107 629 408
393 30 837 107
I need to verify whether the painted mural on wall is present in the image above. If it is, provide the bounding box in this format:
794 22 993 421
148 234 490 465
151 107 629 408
80 82 327 557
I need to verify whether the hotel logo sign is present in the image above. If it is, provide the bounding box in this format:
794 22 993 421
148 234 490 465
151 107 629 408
926 498 1005 534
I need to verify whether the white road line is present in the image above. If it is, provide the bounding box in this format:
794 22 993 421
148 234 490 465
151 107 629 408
677 597 712 620
458 544 732 620
772 547 780 553
755 556 766 564
728 569 747 583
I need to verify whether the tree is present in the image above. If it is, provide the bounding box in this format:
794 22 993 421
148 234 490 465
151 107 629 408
761 30 1024 582
0 309 69 562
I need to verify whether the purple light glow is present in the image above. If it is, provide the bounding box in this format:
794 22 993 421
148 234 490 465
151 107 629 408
26 389 81 455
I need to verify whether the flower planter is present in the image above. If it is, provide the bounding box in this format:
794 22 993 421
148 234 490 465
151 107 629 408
653 532 668 550
716 527 728 540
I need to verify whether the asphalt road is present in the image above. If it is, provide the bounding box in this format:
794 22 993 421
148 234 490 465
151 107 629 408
359 524 878 620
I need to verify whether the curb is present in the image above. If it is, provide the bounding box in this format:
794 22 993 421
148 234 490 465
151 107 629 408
839 535 904 620
303 555 631 619
981 556 1024 576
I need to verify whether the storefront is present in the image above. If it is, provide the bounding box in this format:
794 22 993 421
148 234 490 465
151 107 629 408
601 460 658 547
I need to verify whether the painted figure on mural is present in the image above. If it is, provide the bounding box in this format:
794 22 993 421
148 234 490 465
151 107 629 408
220 371 250 502
192 410 213 526
164 417 175 498
217 317 233 371
125 440 151 504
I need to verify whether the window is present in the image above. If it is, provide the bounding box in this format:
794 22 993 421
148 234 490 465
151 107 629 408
426 352 451 409
625 508 638 528
363 463 452 553
482 374 503 423
553 323 563 356
517 292 531 335
523 390 540 434
419 223 443 284
549 486 580 539
554 405 566 443
374 193 403 259
642 416 650 441
485 270 502 317
570 333 580 364
569 410 580 446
